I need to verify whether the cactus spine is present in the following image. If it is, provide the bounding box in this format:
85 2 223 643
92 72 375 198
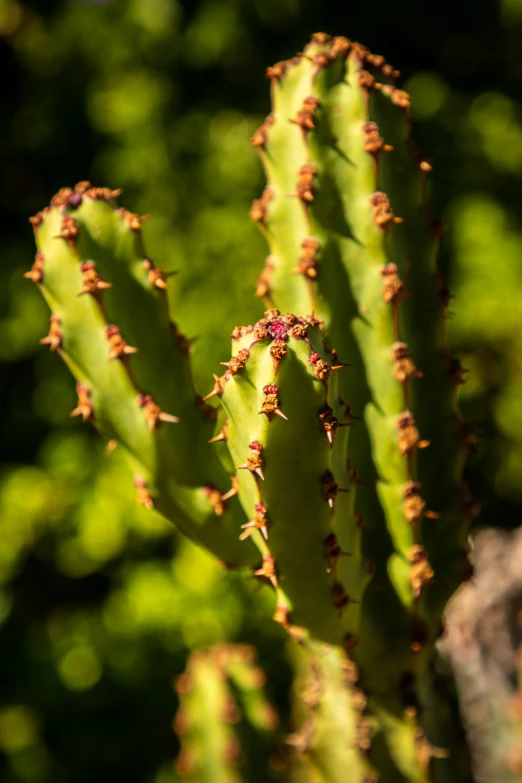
28 34 474 783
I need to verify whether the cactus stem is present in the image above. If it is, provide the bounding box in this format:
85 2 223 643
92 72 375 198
195 396 218 423
442 349 469 387
231 325 254 342
328 348 350 370
292 237 320 280
343 634 359 657
381 263 405 308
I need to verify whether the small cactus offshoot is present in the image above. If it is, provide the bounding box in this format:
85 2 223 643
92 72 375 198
173 645 279 783
28 33 475 783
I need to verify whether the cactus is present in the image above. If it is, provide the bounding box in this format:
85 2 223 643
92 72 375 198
173 645 279 782
219 310 367 646
247 34 472 782
28 34 475 782
287 643 373 782
30 185 257 568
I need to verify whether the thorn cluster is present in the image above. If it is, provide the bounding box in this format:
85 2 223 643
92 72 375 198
293 237 320 280
369 192 403 230
106 325 138 360
138 393 179 431
40 314 63 351
78 261 112 296
250 186 273 223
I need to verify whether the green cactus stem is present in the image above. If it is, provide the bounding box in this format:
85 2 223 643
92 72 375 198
29 183 258 567
251 33 473 781
215 308 367 646
369 87 471 632
287 643 375 783
173 645 279 783
27 31 476 783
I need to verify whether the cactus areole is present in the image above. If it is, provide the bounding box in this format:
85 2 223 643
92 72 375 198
29 35 474 783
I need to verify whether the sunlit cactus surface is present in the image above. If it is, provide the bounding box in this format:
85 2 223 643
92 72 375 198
28 33 476 783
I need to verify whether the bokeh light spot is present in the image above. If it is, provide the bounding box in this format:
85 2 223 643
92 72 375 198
405 72 448 120
58 646 102 691
0 707 39 754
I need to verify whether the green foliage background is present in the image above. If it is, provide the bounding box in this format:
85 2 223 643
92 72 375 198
2 0 522 780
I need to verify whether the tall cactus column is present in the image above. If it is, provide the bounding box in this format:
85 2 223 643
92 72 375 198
370 85 471 632
250 34 472 782
209 308 377 780
29 183 258 566
214 308 367 645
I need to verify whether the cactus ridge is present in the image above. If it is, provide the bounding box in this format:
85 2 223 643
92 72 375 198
30 182 258 567
288 644 376 782
212 307 371 645
250 32 471 656
249 33 474 780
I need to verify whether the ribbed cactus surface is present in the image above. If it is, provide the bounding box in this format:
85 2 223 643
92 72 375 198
174 645 278 783
250 31 468 659
30 183 257 567
217 309 366 646
28 33 475 783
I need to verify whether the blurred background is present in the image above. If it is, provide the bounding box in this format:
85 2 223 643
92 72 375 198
2 0 522 780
